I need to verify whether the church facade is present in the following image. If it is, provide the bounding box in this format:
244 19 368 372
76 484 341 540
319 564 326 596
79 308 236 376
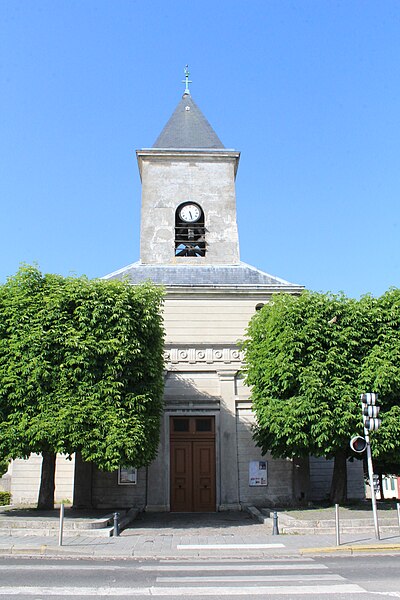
8 77 364 510
73 80 308 512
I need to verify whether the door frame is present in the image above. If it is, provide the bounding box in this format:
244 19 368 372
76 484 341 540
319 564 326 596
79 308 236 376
166 411 220 511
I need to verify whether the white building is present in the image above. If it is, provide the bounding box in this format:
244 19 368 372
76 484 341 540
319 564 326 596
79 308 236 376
9 77 364 510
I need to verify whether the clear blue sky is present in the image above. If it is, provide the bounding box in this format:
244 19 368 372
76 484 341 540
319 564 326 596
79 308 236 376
1 0 399 298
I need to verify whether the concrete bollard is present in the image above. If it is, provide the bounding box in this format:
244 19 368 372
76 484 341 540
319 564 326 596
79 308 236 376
272 510 279 535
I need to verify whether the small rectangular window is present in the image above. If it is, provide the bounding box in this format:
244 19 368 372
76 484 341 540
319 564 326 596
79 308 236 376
118 466 137 485
173 418 190 432
196 418 212 432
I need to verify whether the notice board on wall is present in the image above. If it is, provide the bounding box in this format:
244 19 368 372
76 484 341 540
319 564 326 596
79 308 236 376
249 460 267 486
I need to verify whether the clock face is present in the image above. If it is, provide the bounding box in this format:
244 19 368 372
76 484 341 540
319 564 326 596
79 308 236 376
179 204 201 223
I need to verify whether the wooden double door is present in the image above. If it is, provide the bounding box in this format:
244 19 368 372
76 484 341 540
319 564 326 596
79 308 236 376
170 416 216 512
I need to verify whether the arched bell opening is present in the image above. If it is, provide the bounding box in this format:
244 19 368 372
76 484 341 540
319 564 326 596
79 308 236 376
175 202 206 257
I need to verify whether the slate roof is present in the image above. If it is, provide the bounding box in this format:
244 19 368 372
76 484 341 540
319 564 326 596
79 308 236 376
103 261 302 289
152 94 225 149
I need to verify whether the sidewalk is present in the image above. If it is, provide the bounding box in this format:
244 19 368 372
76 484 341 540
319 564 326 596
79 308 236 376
0 508 399 559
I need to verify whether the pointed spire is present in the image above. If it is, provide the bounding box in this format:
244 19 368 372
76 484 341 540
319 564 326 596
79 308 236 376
152 95 224 149
182 65 192 96
152 67 225 149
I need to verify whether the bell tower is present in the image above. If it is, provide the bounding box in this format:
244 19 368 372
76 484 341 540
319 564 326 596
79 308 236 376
137 68 240 266
99 69 306 514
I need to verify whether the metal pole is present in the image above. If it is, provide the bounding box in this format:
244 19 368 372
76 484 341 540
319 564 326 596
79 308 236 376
272 511 279 535
335 503 340 546
397 502 400 534
58 503 64 547
113 512 120 537
365 429 380 540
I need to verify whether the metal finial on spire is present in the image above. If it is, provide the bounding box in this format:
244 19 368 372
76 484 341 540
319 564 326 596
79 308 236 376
182 64 192 96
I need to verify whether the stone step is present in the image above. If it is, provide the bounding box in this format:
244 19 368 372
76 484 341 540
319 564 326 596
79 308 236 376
0 508 138 537
259 508 399 528
0 527 114 537
0 519 107 530
248 506 400 535
278 518 398 528
0 515 117 530
280 525 400 535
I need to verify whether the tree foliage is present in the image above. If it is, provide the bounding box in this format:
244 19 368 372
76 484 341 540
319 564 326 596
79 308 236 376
0 265 165 507
360 288 400 476
243 290 400 503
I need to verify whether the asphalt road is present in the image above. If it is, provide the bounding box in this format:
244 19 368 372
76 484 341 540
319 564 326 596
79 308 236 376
0 554 399 599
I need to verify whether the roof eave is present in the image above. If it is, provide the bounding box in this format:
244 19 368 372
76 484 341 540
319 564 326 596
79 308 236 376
163 284 305 298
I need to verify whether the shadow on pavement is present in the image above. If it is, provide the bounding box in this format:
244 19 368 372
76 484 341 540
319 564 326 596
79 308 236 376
124 510 260 532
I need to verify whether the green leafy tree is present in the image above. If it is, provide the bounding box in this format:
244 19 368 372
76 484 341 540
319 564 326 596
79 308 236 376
0 459 9 478
243 290 400 504
360 288 400 493
0 265 164 509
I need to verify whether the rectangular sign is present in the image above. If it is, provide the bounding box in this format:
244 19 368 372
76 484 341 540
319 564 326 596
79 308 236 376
118 466 137 485
249 460 267 486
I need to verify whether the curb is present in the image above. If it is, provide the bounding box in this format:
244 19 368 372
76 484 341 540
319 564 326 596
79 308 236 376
0 547 292 560
0 548 91 557
300 544 400 556
1 542 400 560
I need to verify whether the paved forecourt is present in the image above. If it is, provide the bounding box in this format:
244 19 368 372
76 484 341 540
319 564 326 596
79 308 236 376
0 509 399 559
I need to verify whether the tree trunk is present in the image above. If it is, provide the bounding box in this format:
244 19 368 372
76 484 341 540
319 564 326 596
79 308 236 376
37 451 56 510
378 472 384 500
329 447 348 504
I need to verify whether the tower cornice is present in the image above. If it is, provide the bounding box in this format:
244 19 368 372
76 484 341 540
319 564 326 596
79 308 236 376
136 148 241 181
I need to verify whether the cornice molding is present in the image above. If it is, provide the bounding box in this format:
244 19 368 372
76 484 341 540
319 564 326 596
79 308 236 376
164 286 304 298
136 149 240 179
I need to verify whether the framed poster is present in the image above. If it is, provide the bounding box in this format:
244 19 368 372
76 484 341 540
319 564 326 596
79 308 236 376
249 460 267 486
118 466 137 485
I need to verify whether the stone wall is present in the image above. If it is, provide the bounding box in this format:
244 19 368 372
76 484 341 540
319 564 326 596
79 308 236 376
10 454 75 504
309 455 365 501
91 467 147 510
236 403 294 507
138 151 240 266
163 295 264 345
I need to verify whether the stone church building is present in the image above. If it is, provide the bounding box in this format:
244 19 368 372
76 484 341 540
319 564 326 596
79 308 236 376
7 76 364 510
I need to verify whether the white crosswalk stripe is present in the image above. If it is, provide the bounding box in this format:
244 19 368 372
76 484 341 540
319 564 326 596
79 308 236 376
177 543 285 550
0 584 365 596
156 573 345 582
152 584 364 596
139 560 329 571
